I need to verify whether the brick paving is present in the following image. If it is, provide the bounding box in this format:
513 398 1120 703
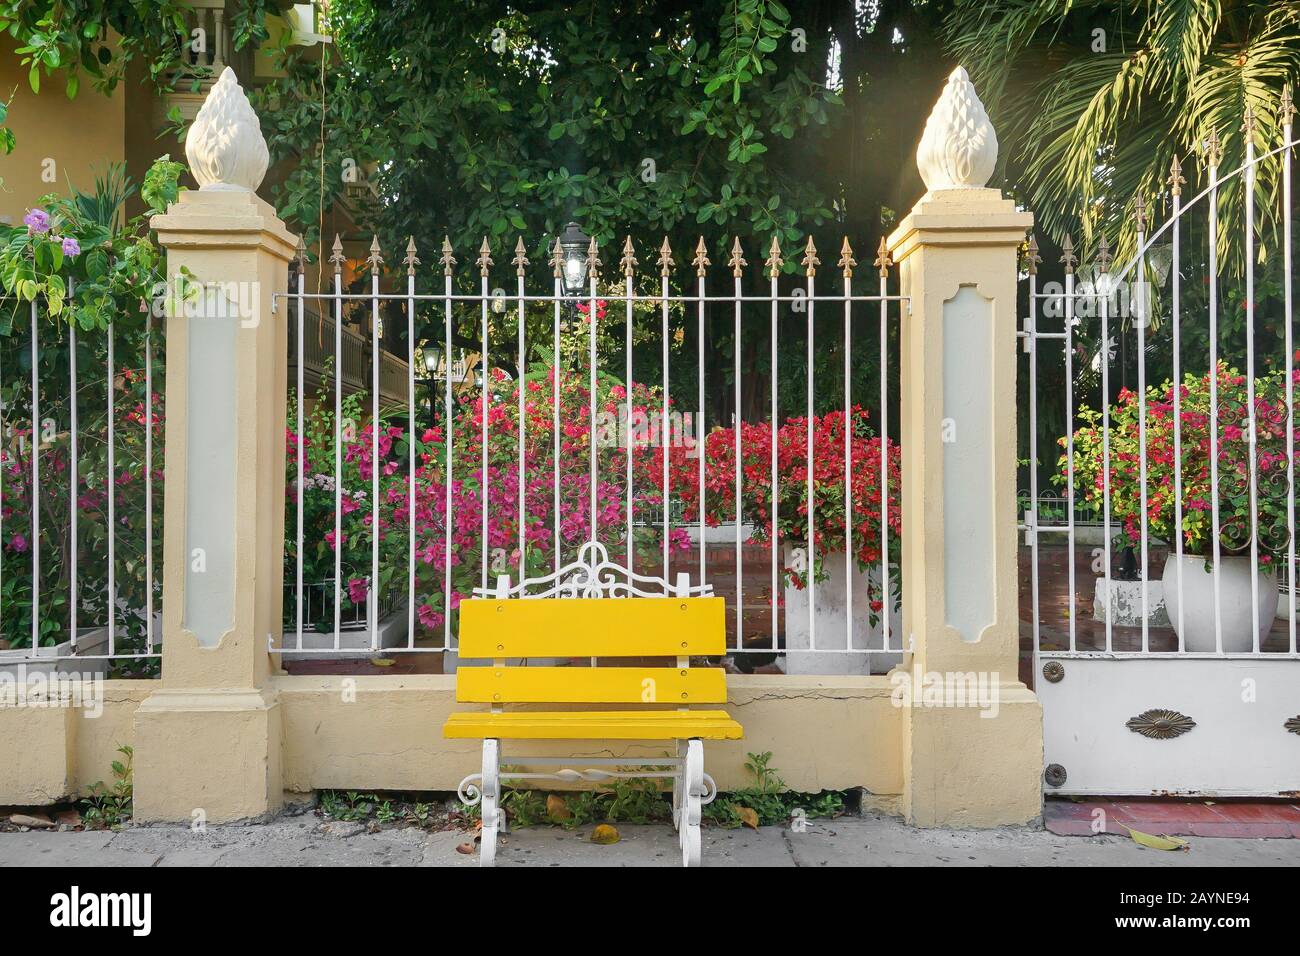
1045 798 1300 839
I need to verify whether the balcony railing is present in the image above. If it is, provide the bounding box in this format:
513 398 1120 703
287 306 411 405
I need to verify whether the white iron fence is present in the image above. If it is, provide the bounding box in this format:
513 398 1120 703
0 290 162 673
278 234 907 674
1024 128 1300 661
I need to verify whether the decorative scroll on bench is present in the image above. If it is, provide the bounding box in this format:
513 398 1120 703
443 542 743 866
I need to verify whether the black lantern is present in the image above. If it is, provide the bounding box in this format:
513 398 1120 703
558 221 590 296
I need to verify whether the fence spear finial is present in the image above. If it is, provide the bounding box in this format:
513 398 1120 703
1132 196 1148 233
586 236 601 281
874 236 892 277
366 235 384 272
1281 85 1296 127
838 237 857 278
657 237 674 277
512 236 529 276
1060 234 1077 275
550 237 564 278
476 237 493 276
440 236 457 276
693 237 710 277
1168 154 1186 197
620 236 638 277
765 236 784 278
295 236 308 276
1203 127 1223 168
1095 234 1112 274
329 234 345 275
728 236 747 278
801 236 820 277
1024 233 1040 276
1242 104 1258 137
403 236 420 276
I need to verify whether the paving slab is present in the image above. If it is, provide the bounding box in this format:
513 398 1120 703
3 813 1300 866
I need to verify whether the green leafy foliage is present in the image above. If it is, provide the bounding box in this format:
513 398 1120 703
0 1 267 96
456 751 847 831
252 0 841 259
80 745 133 829
947 0 1300 273
705 750 846 827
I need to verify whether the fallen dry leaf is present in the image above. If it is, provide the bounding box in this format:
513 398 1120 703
1121 825 1189 851
591 824 620 845
546 794 572 822
738 807 759 830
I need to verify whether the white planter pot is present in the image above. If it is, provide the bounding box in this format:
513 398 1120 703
1092 578 1169 626
782 544 902 675
1161 554 1276 653
279 601 411 659
0 626 112 678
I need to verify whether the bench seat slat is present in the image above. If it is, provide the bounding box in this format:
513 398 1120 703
456 666 727 704
456 597 725 658
443 710 744 740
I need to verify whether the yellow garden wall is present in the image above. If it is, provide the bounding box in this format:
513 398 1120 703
0 674 903 808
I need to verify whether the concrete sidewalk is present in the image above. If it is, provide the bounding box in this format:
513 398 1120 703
2 813 1299 866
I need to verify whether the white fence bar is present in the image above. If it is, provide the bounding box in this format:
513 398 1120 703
732 238 743 645
332 240 344 649
0 288 161 666
768 240 780 649
1170 165 1186 650
409 240 420 650
30 300 39 651
842 245 853 651
1134 203 1150 653
106 321 115 656
805 240 817 650
69 307 78 652
1208 143 1224 654
295 252 305 651
1286 99 1298 653
1244 122 1261 652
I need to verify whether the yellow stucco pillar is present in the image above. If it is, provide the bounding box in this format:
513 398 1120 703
133 68 296 823
887 68 1044 827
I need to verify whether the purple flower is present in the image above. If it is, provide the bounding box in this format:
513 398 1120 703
60 236 80 257
23 208 50 234
7 533 28 553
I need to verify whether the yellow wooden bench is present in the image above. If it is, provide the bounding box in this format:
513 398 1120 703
443 546 743 866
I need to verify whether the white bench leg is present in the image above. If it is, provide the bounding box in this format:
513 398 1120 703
672 739 685 831
679 738 703 867
479 738 501 867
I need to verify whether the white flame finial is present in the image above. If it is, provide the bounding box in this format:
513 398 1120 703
185 67 270 192
916 67 998 191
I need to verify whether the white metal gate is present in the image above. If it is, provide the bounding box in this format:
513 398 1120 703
1023 107 1300 796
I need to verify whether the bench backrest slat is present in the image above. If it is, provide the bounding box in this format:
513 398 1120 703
456 666 726 704
457 596 726 659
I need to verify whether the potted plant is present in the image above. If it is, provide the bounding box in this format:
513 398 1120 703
1063 362 1291 652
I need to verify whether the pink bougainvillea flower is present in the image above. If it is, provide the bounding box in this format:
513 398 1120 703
347 577 369 604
